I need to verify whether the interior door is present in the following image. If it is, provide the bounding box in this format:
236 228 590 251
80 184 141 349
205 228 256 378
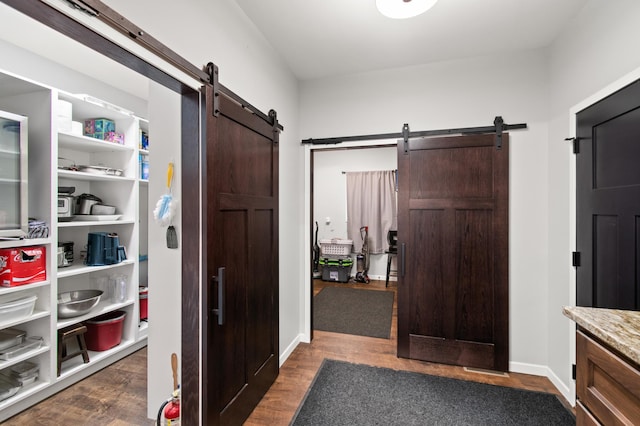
204 85 279 425
576 79 640 310
397 133 509 372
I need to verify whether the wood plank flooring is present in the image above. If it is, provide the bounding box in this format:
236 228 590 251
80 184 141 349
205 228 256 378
7 279 572 424
245 279 572 425
6 347 153 425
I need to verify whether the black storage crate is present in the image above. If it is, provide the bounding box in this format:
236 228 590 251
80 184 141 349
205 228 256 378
319 257 353 283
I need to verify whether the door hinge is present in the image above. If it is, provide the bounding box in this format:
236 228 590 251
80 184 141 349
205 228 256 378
565 137 580 154
572 364 576 380
572 251 581 267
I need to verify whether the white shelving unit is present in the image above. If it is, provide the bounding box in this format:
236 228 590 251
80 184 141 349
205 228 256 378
0 71 149 421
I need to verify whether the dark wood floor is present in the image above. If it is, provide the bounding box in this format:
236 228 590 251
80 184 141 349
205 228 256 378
246 278 572 425
7 346 153 425
7 279 571 424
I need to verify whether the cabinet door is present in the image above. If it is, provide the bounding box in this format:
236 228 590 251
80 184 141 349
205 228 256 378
576 331 640 425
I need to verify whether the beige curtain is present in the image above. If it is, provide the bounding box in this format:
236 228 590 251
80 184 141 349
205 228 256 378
346 170 397 254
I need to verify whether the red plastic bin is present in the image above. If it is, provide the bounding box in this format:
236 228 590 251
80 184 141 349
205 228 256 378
84 311 126 351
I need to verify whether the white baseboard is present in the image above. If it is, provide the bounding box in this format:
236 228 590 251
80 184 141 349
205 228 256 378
279 333 305 367
546 366 574 406
510 362 574 407
365 274 397 281
509 361 549 377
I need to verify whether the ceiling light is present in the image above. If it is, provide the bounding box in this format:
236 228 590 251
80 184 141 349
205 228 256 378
376 0 438 19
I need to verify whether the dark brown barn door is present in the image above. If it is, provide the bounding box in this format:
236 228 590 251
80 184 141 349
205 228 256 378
576 79 640 310
397 133 509 372
204 85 279 425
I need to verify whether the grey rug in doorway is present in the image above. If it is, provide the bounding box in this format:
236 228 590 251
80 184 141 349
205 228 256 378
313 287 394 339
291 359 575 426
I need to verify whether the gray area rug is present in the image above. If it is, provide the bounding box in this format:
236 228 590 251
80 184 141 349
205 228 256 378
313 287 394 339
291 359 575 426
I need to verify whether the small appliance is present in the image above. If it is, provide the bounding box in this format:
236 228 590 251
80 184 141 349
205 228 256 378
57 186 75 221
75 193 102 215
57 241 74 267
85 232 124 266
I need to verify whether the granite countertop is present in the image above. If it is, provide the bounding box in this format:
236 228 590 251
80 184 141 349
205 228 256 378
563 306 640 366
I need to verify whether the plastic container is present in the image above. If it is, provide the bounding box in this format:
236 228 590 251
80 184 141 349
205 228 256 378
0 336 43 360
319 239 353 256
139 287 148 320
0 328 25 351
0 295 37 324
0 374 20 401
6 360 39 386
319 257 353 283
8 360 38 379
84 311 126 351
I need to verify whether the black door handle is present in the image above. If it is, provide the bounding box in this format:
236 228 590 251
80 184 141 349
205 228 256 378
401 243 406 277
212 267 225 326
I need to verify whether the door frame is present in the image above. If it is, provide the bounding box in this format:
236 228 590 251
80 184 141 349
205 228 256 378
304 141 396 343
567 66 640 406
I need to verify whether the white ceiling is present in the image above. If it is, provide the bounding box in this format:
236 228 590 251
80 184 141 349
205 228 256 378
234 0 589 81
0 0 590 96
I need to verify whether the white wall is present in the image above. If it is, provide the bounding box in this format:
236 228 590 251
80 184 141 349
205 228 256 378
301 49 552 370
546 0 640 402
313 147 397 279
146 81 182 417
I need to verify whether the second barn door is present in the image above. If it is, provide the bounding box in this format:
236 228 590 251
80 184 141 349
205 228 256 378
204 84 280 425
397 133 509 372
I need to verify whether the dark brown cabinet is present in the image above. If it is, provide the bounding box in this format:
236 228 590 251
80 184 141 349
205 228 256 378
576 330 640 425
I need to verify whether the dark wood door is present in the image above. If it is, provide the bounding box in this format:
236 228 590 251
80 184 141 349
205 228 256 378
397 133 509 372
576 79 640 310
204 85 279 425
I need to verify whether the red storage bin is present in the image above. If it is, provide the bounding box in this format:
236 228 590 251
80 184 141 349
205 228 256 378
139 287 148 320
84 311 126 351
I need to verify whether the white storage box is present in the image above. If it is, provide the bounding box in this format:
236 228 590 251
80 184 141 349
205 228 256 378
320 239 353 256
0 295 37 325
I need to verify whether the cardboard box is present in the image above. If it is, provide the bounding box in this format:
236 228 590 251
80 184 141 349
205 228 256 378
104 131 125 144
0 246 47 287
84 118 115 139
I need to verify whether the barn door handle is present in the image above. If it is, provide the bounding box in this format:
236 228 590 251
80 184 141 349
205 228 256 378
212 267 225 326
401 243 406 277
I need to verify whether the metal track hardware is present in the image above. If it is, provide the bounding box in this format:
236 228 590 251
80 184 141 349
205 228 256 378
302 116 527 149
